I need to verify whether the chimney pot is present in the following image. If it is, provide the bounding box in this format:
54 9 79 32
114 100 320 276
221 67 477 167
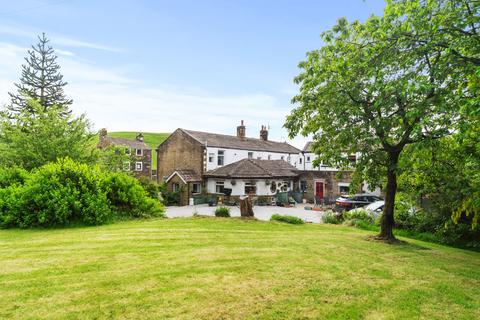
237 120 246 139
260 125 268 141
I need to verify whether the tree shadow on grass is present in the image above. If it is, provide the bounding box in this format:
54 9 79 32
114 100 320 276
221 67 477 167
365 235 431 251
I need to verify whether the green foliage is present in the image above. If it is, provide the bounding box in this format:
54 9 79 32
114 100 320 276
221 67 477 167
159 183 182 206
97 145 132 173
0 100 95 170
0 167 28 188
8 33 72 115
215 207 231 218
322 210 342 224
344 209 374 225
270 214 304 225
0 158 164 228
137 177 161 199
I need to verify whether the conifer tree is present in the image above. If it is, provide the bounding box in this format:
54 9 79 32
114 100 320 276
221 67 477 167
8 33 72 115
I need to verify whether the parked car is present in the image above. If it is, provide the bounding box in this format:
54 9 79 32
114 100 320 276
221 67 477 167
363 200 385 218
334 193 383 212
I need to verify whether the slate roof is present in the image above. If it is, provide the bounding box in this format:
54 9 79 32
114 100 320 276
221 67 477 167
104 137 150 150
166 169 202 183
204 159 299 179
181 129 301 154
303 142 313 152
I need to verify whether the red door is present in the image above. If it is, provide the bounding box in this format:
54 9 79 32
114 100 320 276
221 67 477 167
315 181 324 199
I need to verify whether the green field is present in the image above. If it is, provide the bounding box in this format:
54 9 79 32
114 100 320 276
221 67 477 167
108 132 170 170
1 218 479 319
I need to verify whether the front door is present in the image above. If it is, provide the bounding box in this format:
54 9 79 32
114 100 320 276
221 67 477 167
315 181 324 199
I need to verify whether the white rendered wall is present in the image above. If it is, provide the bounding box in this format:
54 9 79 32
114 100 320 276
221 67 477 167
206 147 303 171
206 178 294 196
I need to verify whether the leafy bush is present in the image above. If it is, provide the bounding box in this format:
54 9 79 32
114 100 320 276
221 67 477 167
0 158 164 228
215 206 230 217
137 177 160 199
159 183 182 206
0 167 28 188
344 208 374 224
322 210 342 224
271 214 304 224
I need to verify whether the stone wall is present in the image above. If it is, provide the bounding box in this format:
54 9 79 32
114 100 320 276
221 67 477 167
157 129 204 183
132 149 152 179
297 171 352 204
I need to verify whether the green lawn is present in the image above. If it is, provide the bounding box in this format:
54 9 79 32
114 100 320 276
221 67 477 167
1 218 479 319
108 132 170 170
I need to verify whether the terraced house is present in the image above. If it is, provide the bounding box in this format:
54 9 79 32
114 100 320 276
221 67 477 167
156 121 353 206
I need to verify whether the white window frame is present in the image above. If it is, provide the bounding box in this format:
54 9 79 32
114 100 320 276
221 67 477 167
123 161 130 171
215 181 225 193
217 150 225 166
208 153 215 163
244 181 257 195
192 183 201 194
136 148 143 156
306 155 311 163
135 162 143 171
172 183 180 192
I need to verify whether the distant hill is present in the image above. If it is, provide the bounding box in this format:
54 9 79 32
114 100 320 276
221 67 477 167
108 132 170 170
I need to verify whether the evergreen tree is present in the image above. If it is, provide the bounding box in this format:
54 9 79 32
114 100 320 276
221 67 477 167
8 33 72 115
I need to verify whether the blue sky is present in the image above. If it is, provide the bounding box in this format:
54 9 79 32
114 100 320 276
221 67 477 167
0 0 385 147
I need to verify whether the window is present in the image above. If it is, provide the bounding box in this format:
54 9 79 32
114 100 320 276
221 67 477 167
287 156 291 163
125 148 131 155
135 149 143 156
257 157 262 160
172 183 180 192
268 155 271 160
306 156 311 162
248 152 253 159
299 158 303 164
135 162 143 171
217 150 225 166
192 183 201 194
123 161 130 171
300 180 307 192
281 156 285 160
215 181 225 194
339 186 350 194
244 181 256 194
208 153 215 163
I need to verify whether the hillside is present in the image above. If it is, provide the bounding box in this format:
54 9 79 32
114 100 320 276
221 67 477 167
108 132 170 170
1 218 479 319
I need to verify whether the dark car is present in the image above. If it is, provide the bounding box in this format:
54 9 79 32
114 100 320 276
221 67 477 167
334 193 383 212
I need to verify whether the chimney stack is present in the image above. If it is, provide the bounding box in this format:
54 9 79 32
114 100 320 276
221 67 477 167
136 133 144 142
237 120 246 139
260 125 268 141
99 128 108 142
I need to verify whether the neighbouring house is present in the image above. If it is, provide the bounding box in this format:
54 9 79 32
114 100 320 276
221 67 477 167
156 121 353 205
98 129 152 178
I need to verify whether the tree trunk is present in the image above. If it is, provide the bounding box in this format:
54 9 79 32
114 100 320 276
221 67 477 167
378 152 400 241
240 196 254 218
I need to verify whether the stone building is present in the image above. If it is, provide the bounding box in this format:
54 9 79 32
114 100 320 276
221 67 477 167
98 129 152 179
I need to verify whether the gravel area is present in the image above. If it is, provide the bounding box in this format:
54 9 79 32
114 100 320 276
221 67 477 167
165 204 325 223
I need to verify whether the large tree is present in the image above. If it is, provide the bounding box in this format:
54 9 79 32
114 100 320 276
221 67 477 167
285 3 469 240
8 33 72 115
0 100 94 170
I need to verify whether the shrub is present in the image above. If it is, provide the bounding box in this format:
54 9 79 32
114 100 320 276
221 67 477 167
137 177 160 199
271 214 304 224
344 208 374 224
102 173 164 218
0 167 28 188
215 207 230 217
322 210 342 224
0 158 164 228
159 183 182 206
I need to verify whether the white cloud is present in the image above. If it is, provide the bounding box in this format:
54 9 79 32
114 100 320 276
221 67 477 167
0 24 122 52
0 41 306 148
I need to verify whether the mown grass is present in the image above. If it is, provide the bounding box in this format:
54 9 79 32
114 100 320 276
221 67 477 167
1 217 479 319
108 132 170 170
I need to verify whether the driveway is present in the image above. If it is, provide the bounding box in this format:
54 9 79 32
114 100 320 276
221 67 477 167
165 204 325 223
